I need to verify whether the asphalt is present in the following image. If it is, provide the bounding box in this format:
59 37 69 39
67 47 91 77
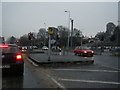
27 49 94 65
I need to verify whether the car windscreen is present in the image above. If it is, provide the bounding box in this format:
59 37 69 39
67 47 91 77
76 47 90 50
81 47 90 50
1 47 19 54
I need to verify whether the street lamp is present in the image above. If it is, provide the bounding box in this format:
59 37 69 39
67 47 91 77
70 18 74 49
44 23 46 45
65 11 71 53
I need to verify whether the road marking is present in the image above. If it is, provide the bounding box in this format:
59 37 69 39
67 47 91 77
60 78 120 85
27 58 39 67
52 69 120 72
47 74 66 90
100 64 120 71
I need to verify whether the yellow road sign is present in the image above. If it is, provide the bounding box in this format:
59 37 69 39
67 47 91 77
48 27 54 34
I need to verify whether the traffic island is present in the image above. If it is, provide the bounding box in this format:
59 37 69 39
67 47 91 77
28 53 94 67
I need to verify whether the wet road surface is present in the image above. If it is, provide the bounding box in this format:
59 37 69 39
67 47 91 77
1 54 120 89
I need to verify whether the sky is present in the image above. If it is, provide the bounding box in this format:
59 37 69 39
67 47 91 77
0 1 119 40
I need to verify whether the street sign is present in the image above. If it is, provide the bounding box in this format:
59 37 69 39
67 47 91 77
48 27 54 34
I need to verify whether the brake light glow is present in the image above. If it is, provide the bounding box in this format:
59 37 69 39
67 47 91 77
16 54 22 60
0 45 9 48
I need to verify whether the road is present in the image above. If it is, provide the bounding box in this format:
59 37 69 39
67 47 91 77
2 53 120 89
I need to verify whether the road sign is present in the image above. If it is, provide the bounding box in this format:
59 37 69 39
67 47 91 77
48 27 54 34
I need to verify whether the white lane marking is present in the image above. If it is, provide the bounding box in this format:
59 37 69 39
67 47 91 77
100 64 120 71
52 69 120 73
27 58 38 67
47 74 66 90
60 78 120 85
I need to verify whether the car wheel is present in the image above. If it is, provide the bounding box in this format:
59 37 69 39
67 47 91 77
74 53 77 55
80 53 83 56
90 55 93 57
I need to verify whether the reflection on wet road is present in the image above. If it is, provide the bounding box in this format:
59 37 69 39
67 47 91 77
2 63 42 88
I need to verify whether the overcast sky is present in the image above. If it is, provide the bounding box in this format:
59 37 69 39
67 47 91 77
1 1 118 39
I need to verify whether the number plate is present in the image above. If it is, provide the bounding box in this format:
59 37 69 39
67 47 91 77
0 65 10 68
2 55 5 59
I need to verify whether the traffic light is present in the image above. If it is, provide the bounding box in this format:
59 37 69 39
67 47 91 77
56 34 60 40
16 40 19 43
28 33 31 40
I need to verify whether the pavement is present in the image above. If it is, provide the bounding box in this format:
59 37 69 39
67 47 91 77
27 49 94 65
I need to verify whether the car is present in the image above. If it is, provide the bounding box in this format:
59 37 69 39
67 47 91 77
1 44 24 76
73 46 94 57
21 46 28 53
51 46 61 52
42 46 48 50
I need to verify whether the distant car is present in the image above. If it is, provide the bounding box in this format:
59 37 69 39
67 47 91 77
1 44 24 76
21 46 27 53
33 46 38 49
42 46 48 50
51 46 61 52
73 46 94 57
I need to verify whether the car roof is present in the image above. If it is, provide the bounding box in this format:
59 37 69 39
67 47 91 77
7 44 18 47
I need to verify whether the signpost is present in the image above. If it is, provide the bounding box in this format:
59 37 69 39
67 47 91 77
47 27 54 61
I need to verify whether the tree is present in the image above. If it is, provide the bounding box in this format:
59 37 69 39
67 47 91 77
6 36 17 44
110 26 120 45
72 28 84 46
37 28 47 46
19 35 29 46
105 22 116 40
95 32 106 41
57 25 69 47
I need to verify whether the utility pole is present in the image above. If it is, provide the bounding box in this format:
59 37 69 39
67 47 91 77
70 19 74 49
65 11 71 54
44 23 46 45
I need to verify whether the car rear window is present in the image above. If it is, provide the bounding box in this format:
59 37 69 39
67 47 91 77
1 47 19 53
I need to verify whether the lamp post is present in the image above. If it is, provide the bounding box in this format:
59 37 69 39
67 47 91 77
65 11 71 53
44 23 46 45
70 18 74 49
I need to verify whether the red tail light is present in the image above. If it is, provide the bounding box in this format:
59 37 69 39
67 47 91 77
0 45 9 48
16 54 22 60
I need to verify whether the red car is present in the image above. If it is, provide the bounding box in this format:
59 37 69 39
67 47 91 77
73 46 94 57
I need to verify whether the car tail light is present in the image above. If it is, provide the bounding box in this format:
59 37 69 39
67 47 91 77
0 45 9 48
92 51 94 53
16 54 22 60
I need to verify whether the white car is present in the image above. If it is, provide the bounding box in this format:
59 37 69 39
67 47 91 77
42 46 48 50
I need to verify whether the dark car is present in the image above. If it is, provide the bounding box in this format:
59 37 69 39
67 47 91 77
73 46 94 57
1 44 24 76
